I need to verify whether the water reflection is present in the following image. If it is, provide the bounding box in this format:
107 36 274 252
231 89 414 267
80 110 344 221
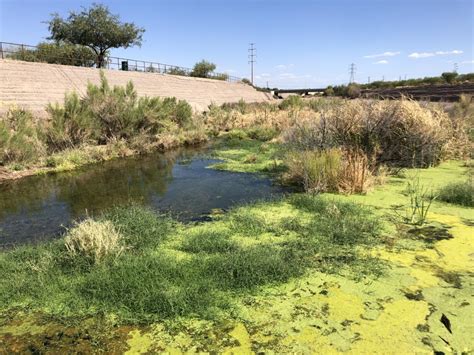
0 147 286 246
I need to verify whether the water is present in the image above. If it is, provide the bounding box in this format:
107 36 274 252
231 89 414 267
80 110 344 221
0 147 286 247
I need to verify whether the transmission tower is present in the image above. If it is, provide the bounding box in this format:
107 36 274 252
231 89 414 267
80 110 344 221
349 63 356 83
248 43 257 84
454 62 459 73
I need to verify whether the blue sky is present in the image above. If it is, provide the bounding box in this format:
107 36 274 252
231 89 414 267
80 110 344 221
1 0 472 88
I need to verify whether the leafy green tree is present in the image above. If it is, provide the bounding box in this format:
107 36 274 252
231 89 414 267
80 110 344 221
441 72 458 84
190 60 216 78
46 4 145 68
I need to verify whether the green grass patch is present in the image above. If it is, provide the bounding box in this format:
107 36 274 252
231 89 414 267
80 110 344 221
437 179 474 207
0 195 383 323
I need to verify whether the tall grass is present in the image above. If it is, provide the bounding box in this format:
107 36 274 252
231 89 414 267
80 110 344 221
283 148 374 194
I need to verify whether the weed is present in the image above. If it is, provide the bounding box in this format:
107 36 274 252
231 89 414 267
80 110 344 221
64 219 124 264
397 177 437 226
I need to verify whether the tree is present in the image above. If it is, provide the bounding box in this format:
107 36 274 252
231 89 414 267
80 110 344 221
47 4 145 68
441 72 458 84
190 60 216 78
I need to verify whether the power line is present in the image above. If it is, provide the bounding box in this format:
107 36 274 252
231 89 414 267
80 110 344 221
248 43 257 84
349 63 356 84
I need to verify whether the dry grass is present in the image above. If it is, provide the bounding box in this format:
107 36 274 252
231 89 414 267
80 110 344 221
283 148 375 194
64 219 124 264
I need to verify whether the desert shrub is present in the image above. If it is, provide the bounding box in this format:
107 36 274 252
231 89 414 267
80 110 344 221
64 219 124 264
346 84 361 98
166 67 188 76
284 149 343 193
438 179 474 207
246 126 279 141
284 148 374 194
283 99 458 168
0 109 46 164
279 95 303 110
7 42 96 67
46 92 99 150
45 73 194 148
190 60 216 78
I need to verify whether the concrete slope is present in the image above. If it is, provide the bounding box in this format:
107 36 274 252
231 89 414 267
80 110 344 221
0 59 272 115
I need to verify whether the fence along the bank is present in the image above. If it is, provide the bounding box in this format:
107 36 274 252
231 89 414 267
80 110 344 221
0 41 242 83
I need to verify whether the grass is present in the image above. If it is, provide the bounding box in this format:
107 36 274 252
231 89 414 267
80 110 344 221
438 179 474 207
0 195 383 323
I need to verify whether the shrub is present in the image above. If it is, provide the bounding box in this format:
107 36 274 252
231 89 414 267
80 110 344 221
441 72 458 84
190 60 216 78
438 179 474 207
46 92 99 150
7 42 96 67
166 67 188 76
284 148 374 194
64 219 124 264
246 126 279 141
284 149 343 193
346 83 361 98
278 95 303 110
283 99 457 168
0 109 46 164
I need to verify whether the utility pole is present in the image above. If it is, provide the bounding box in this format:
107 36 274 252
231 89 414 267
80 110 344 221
368 76 370 84
454 63 459 73
248 43 257 85
349 63 356 83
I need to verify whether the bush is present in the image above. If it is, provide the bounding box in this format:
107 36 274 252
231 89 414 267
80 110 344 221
284 149 343 193
166 67 188 76
283 99 458 168
45 72 194 148
0 109 46 164
190 60 216 78
64 219 124 264
284 148 374 194
246 126 279 141
278 95 303 110
438 179 474 207
7 42 96 67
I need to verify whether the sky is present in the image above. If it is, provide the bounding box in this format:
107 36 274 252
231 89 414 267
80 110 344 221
1 0 473 88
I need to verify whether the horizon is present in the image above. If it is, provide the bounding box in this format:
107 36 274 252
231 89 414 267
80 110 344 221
1 0 473 88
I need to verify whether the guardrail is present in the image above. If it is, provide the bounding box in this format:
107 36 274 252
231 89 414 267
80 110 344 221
0 41 242 83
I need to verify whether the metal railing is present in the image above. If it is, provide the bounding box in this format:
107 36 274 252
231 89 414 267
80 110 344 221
0 41 242 83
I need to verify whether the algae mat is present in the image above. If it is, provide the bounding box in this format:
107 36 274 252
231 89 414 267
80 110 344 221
0 161 473 353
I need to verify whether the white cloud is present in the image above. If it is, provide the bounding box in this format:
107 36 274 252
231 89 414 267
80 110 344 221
374 60 389 64
364 51 400 59
408 52 435 58
275 64 294 70
435 50 463 55
409 50 463 59
260 73 271 78
461 60 474 64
